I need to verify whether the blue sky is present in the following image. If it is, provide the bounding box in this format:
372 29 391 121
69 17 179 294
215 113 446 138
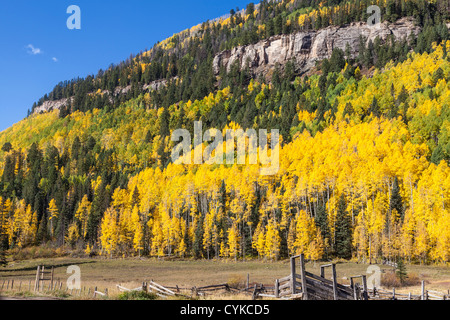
0 0 252 132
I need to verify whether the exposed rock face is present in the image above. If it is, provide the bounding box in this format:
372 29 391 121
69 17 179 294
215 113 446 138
213 17 422 78
32 78 173 114
33 98 71 114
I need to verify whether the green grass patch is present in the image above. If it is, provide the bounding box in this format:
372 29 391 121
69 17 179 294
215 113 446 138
117 290 158 300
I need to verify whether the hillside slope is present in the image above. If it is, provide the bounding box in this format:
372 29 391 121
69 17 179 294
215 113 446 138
0 0 450 263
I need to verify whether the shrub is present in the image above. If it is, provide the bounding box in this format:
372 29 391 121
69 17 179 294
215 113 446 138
227 274 246 289
381 270 401 288
381 270 422 288
117 290 158 300
9 245 69 261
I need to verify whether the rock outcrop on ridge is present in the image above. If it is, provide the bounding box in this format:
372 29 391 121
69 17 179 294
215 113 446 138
213 17 422 79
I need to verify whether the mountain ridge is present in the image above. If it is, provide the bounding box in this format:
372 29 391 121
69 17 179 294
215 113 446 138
31 17 427 116
213 17 422 79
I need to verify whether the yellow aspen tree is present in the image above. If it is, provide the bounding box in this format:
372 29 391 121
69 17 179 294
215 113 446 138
353 210 368 263
264 219 281 261
151 219 164 257
433 211 450 262
366 194 386 263
287 218 296 257
66 222 80 248
0 197 4 237
24 206 38 247
176 234 187 258
118 207 133 254
131 206 143 256
252 222 266 259
400 208 416 262
12 200 26 248
75 195 92 239
172 217 187 258
48 199 59 237
307 229 324 262
100 208 118 258
4 199 14 247
0 197 13 247
14 203 37 248
30 210 38 246
292 210 314 256
227 223 240 261
414 220 428 264
218 229 227 258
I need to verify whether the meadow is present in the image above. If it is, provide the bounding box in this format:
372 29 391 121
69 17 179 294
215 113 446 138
1 254 449 299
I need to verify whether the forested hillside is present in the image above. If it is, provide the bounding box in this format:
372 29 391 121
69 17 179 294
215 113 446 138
0 0 449 264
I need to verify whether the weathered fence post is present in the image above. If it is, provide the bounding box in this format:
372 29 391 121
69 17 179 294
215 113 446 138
362 275 368 300
252 284 258 300
353 283 358 300
34 265 40 292
275 279 279 298
50 266 54 290
299 254 308 300
290 256 296 295
421 281 426 300
331 264 338 300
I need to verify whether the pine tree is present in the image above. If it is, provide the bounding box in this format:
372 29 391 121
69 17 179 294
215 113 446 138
1 142 12 153
396 257 408 285
0 243 7 267
389 177 404 220
369 97 380 117
315 204 330 258
335 194 352 259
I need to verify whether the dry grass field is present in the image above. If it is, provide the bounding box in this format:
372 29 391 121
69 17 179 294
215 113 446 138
1 256 449 299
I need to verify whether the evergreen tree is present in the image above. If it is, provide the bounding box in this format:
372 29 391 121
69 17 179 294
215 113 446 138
369 97 381 117
431 145 446 165
329 48 346 72
0 237 7 267
334 194 352 259
396 257 408 285
389 177 404 220
315 204 330 258
1 142 12 153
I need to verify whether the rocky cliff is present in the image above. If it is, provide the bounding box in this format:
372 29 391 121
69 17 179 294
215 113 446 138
32 78 172 114
213 17 422 79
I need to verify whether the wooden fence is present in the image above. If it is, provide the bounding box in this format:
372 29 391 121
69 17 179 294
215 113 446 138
367 281 450 300
257 254 365 300
0 277 110 298
252 254 450 301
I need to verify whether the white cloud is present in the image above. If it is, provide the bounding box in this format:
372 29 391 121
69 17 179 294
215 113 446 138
52 57 58 62
26 44 42 55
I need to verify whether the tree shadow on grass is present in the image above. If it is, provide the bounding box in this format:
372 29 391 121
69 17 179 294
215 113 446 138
0 260 96 275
